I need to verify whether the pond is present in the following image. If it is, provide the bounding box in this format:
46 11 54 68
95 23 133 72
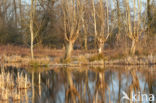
0 66 155 103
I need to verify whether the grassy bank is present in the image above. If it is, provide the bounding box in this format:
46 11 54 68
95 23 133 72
0 45 156 67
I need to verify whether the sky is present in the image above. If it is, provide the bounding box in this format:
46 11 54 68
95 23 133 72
23 0 148 11
23 0 148 5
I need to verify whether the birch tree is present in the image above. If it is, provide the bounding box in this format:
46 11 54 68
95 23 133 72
92 0 110 54
61 0 84 61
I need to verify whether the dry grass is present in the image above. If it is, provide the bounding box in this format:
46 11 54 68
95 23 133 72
0 43 156 65
0 45 96 58
0 67 31 102
0 45 63 57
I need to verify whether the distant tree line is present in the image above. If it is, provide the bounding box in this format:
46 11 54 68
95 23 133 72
0 0 156 59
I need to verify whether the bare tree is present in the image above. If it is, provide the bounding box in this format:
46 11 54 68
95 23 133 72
116 0 121 40
29 0 45 59
82 16 88 50
82 1 89 50
147 0 152 34
18 0 22 27
125 0 144 55
61 0 84 61
13 0 18 27
30 0 37 59
92 0 98 48
92 0 110 54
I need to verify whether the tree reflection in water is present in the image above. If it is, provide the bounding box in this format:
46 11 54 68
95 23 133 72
0 66 155 103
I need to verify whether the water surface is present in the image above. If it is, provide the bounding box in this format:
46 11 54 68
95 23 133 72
0 66 155 103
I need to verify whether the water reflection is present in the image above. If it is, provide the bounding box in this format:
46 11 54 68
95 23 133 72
0 66 155 103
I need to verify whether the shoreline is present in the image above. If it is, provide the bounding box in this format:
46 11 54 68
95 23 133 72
0 45 156 68
0 55 156 68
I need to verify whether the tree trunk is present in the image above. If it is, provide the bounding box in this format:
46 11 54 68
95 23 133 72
147 0 152 35
116 0 121 43
30 21 34 59
30 0 34 59
64 41 73 60
130 40 136 55
98 43 104 54
84 35 88 50
13 0 17 27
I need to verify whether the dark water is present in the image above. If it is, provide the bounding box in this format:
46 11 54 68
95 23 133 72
0 66 156 103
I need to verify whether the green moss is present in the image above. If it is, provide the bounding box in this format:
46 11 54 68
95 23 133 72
29 60 40 68
29 60 49 68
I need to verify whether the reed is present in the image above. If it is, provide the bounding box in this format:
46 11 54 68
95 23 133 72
0 68 31 102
